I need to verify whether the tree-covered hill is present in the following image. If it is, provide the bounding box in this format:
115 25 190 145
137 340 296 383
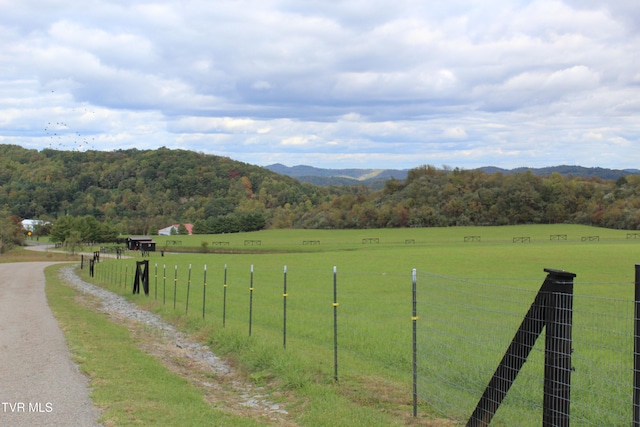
0 144 336 235
294 166 640 230
2 144 640 238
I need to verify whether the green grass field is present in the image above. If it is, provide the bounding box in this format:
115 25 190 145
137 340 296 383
80 224 640 425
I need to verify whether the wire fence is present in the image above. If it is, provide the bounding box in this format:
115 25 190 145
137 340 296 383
87 257 639 425
415 269 635 426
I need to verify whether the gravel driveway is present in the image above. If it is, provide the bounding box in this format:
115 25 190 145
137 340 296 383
1 252 293 426
0 262 101 427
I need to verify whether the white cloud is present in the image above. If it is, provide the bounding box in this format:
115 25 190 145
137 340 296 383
281 135 317 146
0 0 639 169
443 127 468 140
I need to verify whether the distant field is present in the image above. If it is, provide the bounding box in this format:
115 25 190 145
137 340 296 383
87 224 640 425
145 224 640 288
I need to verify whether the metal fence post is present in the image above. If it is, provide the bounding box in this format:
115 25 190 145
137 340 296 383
283 265 288 349
249 264 254 336
333 266 339 382
634 264 640 426
173 265 178 309
467 268 575 427
223 264 228 327
186 264 192 314
542 268 575 427
412 268 418 418
154 263 158 300
202 265 207 319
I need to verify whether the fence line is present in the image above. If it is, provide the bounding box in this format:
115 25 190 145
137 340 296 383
415 269 636 425
88 259 639 425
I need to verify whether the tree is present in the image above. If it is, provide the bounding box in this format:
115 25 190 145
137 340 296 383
64 230 82 255
192 219 209 235
49 215 119 244
33 220 52 237
0 212 24 253
49 216 75 244
237 212 266 232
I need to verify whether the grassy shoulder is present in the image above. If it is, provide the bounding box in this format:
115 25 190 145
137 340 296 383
45 263 263 427
0 245 79 263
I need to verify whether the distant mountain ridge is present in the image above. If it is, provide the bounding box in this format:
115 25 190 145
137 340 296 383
265 163 409 188
478 165 640 180
266 163 640 186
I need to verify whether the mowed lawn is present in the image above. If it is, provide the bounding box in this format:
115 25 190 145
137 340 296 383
82 224 640 425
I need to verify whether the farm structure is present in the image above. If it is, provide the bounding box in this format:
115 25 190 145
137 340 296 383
158 224 193 235
126 236 156 252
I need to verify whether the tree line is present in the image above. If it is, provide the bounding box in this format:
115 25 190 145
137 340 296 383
0 144 333 237
293 165 640 230
2 144 640 243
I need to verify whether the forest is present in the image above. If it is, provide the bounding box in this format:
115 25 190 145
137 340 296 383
1 144 640 246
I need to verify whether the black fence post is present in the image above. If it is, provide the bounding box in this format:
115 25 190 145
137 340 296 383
133 260 149 295
542 268 575 427
467 268 575 427
143 261 149 295
133 262 140 294
634 264 640 426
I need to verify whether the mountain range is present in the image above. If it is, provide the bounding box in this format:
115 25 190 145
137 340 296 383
265 164 640 187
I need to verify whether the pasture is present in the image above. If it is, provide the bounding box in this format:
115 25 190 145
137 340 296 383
84 224 640 425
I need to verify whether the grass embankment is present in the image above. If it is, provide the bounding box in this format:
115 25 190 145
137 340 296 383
45 263 265 427
0 245 77 263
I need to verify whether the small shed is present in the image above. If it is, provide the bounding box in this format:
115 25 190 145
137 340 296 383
127 237 156 252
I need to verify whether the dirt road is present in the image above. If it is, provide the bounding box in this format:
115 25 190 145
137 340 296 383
0 262 101 426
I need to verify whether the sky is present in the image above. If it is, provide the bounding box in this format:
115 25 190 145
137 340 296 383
1 1 639 170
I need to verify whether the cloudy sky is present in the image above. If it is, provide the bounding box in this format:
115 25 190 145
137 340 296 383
1 1 639 170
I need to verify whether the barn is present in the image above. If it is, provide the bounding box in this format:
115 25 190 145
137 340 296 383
127 236 156 252
158 223 193 236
